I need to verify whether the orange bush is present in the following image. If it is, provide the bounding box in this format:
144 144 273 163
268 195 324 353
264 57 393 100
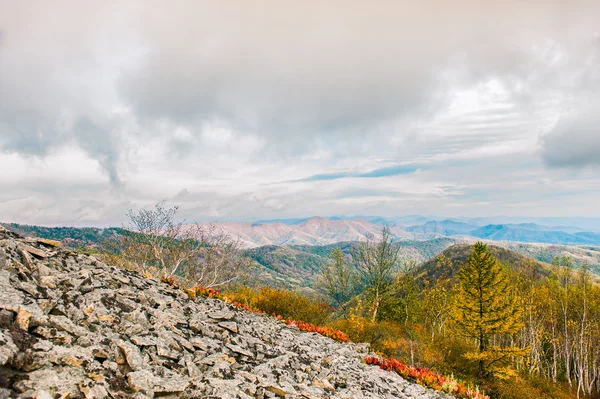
184 286 222 299
364 356 489 399
287 320 350 342
224 286 331 325
161 276 179 288
195 286 222 298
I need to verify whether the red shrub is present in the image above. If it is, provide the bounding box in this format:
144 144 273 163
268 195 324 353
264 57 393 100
364 356 489 399
287 320 351 342
194 286 222 298
161 276 179 288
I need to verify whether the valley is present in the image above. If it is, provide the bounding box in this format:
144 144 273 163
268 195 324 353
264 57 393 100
4 219 600 293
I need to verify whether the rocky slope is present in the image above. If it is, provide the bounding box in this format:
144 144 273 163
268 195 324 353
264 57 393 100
0 226 451 399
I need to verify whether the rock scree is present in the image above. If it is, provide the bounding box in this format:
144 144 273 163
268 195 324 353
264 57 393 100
0 225 453 399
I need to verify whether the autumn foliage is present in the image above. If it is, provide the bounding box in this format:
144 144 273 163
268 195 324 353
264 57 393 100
160 276 179 288
286 320 350 342
180 283 352 342
223 286 331 326
364 356 489 399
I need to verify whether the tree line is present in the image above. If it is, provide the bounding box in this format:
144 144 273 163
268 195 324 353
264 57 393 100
318 227 600 398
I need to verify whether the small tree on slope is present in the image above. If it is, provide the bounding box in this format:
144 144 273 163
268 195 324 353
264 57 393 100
452 241 527 381
319 248 359 315
353 226 402 322
123 201 250 287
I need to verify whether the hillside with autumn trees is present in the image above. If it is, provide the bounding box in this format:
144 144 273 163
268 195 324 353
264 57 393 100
3 204 600 399
229 239 600 399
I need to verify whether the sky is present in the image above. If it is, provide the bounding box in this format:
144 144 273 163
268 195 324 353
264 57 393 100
1 0 600 226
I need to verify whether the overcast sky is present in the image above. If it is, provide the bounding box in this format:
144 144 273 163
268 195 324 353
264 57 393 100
1 1 600 226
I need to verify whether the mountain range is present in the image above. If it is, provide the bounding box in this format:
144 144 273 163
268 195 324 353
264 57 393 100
196 217 414 248
194 217 600 248
3 222 600 291
5 215 600 249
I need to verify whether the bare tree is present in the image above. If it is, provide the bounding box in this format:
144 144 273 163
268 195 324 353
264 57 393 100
123 202 250 287
182 229 253 288
100 229 156 275
353 226 401 321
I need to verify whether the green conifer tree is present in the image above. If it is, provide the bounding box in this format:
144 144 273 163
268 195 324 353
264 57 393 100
452 242 525 380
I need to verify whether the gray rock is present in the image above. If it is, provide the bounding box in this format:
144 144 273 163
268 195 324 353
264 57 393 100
218 321 238 333
128 369 154 393
156 342 181 360
0 330 18 365
79 382 109 399
131 335 156 346
152 374 190 394
49 315 87 336
208 310 235 320
116 339 144 371
226 343 253 357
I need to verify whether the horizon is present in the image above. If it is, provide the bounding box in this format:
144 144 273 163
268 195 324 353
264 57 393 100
4 214 600 233
2 2 600 226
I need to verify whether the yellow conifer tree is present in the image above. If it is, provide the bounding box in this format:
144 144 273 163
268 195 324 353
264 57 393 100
452 242 526 380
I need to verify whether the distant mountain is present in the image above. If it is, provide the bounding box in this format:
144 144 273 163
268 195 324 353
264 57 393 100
345 215 436 227
252 218 309 225
6 216 600 249
406 220 478 237
197 217 415 248
237 218 600 247
266 215 600 233
465 217 600 233
252 215 439 228
470 224 600 245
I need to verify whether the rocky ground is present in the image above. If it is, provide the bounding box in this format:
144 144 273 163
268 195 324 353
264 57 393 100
0 225 452 399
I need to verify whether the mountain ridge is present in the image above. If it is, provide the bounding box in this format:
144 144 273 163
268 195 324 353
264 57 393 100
194 217 600 248
5 216 600 248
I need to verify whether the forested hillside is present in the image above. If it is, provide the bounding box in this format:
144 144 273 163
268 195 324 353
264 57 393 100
3 223 600 287
503 242 600 276
1 223 121 249
413 244 555 283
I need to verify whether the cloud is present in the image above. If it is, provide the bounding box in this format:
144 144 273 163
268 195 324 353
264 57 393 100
2 1 599 160
73 118 122 186
2 1 600 224
541 108 600 168
117 0 600 155
0 1 135 185
538 36 600 168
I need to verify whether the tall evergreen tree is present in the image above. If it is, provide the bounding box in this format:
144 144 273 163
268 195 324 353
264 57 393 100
452 242 525 380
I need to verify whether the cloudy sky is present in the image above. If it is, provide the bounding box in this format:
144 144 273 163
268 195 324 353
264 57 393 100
1 1 600 226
